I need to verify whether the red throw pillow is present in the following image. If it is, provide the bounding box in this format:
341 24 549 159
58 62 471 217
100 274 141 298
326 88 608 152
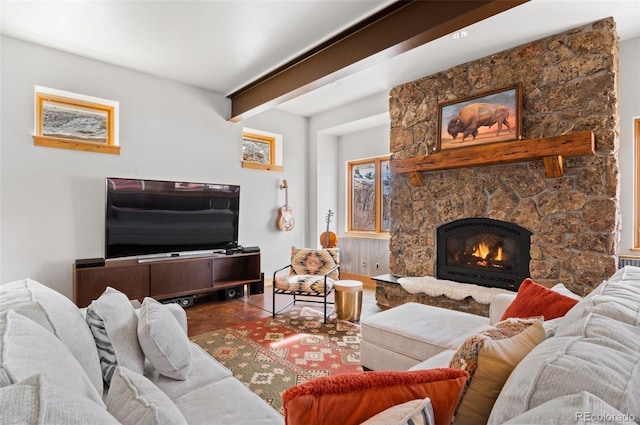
501 278 579 321
282 368 469 425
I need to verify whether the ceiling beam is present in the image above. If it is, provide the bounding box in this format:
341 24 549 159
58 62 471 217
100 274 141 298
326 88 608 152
227 0 529 122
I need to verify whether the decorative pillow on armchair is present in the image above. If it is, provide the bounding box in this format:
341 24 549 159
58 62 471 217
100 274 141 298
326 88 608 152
281 368 468 425
449 317 545 425
291 248 339 280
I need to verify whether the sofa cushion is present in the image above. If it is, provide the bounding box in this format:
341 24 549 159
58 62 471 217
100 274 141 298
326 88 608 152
488 312 640 424
410 350 457 371
558 278 640 332
107 366 187 425
0 374 118 425
172 375 285 425
274 274 335 294
137 297 192 380
501 391 637 425
361 397 435 425
0 278 103 396
0 309 104 406
281 369 469 425
86 287 145 383
501 278 579 321
450 317 545 425
145 343 233 400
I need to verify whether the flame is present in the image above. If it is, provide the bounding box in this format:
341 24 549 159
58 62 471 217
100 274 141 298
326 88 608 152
472 242 490 259
472 242 504 261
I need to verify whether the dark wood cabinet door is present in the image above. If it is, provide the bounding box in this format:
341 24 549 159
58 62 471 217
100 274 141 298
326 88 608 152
149 258 213 299
75 265 149 308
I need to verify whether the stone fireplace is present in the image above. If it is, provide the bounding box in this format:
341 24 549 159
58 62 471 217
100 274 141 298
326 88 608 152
436 218 531 291
387 17 620 301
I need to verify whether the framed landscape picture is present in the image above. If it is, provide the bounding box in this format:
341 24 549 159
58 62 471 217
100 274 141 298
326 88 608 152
437 83 522 151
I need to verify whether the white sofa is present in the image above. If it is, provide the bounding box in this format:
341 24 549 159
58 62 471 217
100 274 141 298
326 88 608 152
361 267 640 424
0 278 284 425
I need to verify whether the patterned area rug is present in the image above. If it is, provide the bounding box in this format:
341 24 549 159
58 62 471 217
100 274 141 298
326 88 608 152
190 307 363 413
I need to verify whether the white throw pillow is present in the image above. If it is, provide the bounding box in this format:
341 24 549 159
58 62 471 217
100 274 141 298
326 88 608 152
361 398 435 425
0 278 103 396
86 287 145 383
0 374 118 425
550 283 584 301
0 309 105 407
107 366 188 425
137 297 192 380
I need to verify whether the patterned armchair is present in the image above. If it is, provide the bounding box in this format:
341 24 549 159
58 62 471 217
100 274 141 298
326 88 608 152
273 247 340 323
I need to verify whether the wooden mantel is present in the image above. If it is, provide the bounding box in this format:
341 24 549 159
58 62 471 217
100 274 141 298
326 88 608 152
390 131 594 185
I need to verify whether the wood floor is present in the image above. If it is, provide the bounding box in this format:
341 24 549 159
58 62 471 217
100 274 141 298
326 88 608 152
186 282 383 337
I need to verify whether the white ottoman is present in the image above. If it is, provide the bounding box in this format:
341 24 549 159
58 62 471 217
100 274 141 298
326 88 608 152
334 280 363 322
360 302 492 371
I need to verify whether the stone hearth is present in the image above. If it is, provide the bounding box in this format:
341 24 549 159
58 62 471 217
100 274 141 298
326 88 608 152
375 277 490 317
388 18 620 299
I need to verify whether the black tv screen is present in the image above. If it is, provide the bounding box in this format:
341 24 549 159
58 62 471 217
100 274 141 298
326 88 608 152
105 177 240 259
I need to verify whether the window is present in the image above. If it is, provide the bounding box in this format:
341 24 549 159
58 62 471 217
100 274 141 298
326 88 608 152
348 155 390 234
33 86 120 155
241 128 283 171
635 118 640 249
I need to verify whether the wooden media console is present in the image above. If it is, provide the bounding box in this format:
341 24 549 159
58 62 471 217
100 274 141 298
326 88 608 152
73 252 261 308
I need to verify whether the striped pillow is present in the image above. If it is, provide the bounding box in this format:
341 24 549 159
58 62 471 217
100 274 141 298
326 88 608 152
86 287 144 384
361 398 435 425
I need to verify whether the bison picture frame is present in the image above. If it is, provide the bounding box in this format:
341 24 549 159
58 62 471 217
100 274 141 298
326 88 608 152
437 83 522 151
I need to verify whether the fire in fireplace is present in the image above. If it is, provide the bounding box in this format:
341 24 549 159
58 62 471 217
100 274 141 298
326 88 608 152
436 218 531 291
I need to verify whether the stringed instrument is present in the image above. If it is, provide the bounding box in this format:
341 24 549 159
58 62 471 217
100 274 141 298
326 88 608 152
276 179 294 231
320 209 338 248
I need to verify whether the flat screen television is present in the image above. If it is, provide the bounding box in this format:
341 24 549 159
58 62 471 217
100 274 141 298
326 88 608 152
105 177 240 259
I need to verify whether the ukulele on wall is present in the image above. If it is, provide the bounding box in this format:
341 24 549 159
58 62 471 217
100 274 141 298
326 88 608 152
277 179 294 231
320 209 338 248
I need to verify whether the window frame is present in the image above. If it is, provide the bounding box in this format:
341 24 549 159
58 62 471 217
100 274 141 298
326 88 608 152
635 118 640 250
33 88 120 155
347 154 391 236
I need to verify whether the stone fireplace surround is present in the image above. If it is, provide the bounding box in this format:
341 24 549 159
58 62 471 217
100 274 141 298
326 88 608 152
387 18 620 306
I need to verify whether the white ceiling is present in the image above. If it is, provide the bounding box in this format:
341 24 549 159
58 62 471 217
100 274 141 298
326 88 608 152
1 0 639 120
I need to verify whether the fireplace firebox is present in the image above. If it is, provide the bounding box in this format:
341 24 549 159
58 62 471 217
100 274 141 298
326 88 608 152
436 218 531 291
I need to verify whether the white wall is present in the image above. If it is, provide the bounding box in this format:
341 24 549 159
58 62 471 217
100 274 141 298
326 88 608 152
316 134 338 246
309 92 389 242
619 36 640 254
0 36 307 298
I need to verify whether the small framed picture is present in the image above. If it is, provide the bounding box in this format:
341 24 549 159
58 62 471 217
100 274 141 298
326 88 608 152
437 83 522 151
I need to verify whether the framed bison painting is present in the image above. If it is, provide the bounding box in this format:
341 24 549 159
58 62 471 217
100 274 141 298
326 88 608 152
437 83 522 151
